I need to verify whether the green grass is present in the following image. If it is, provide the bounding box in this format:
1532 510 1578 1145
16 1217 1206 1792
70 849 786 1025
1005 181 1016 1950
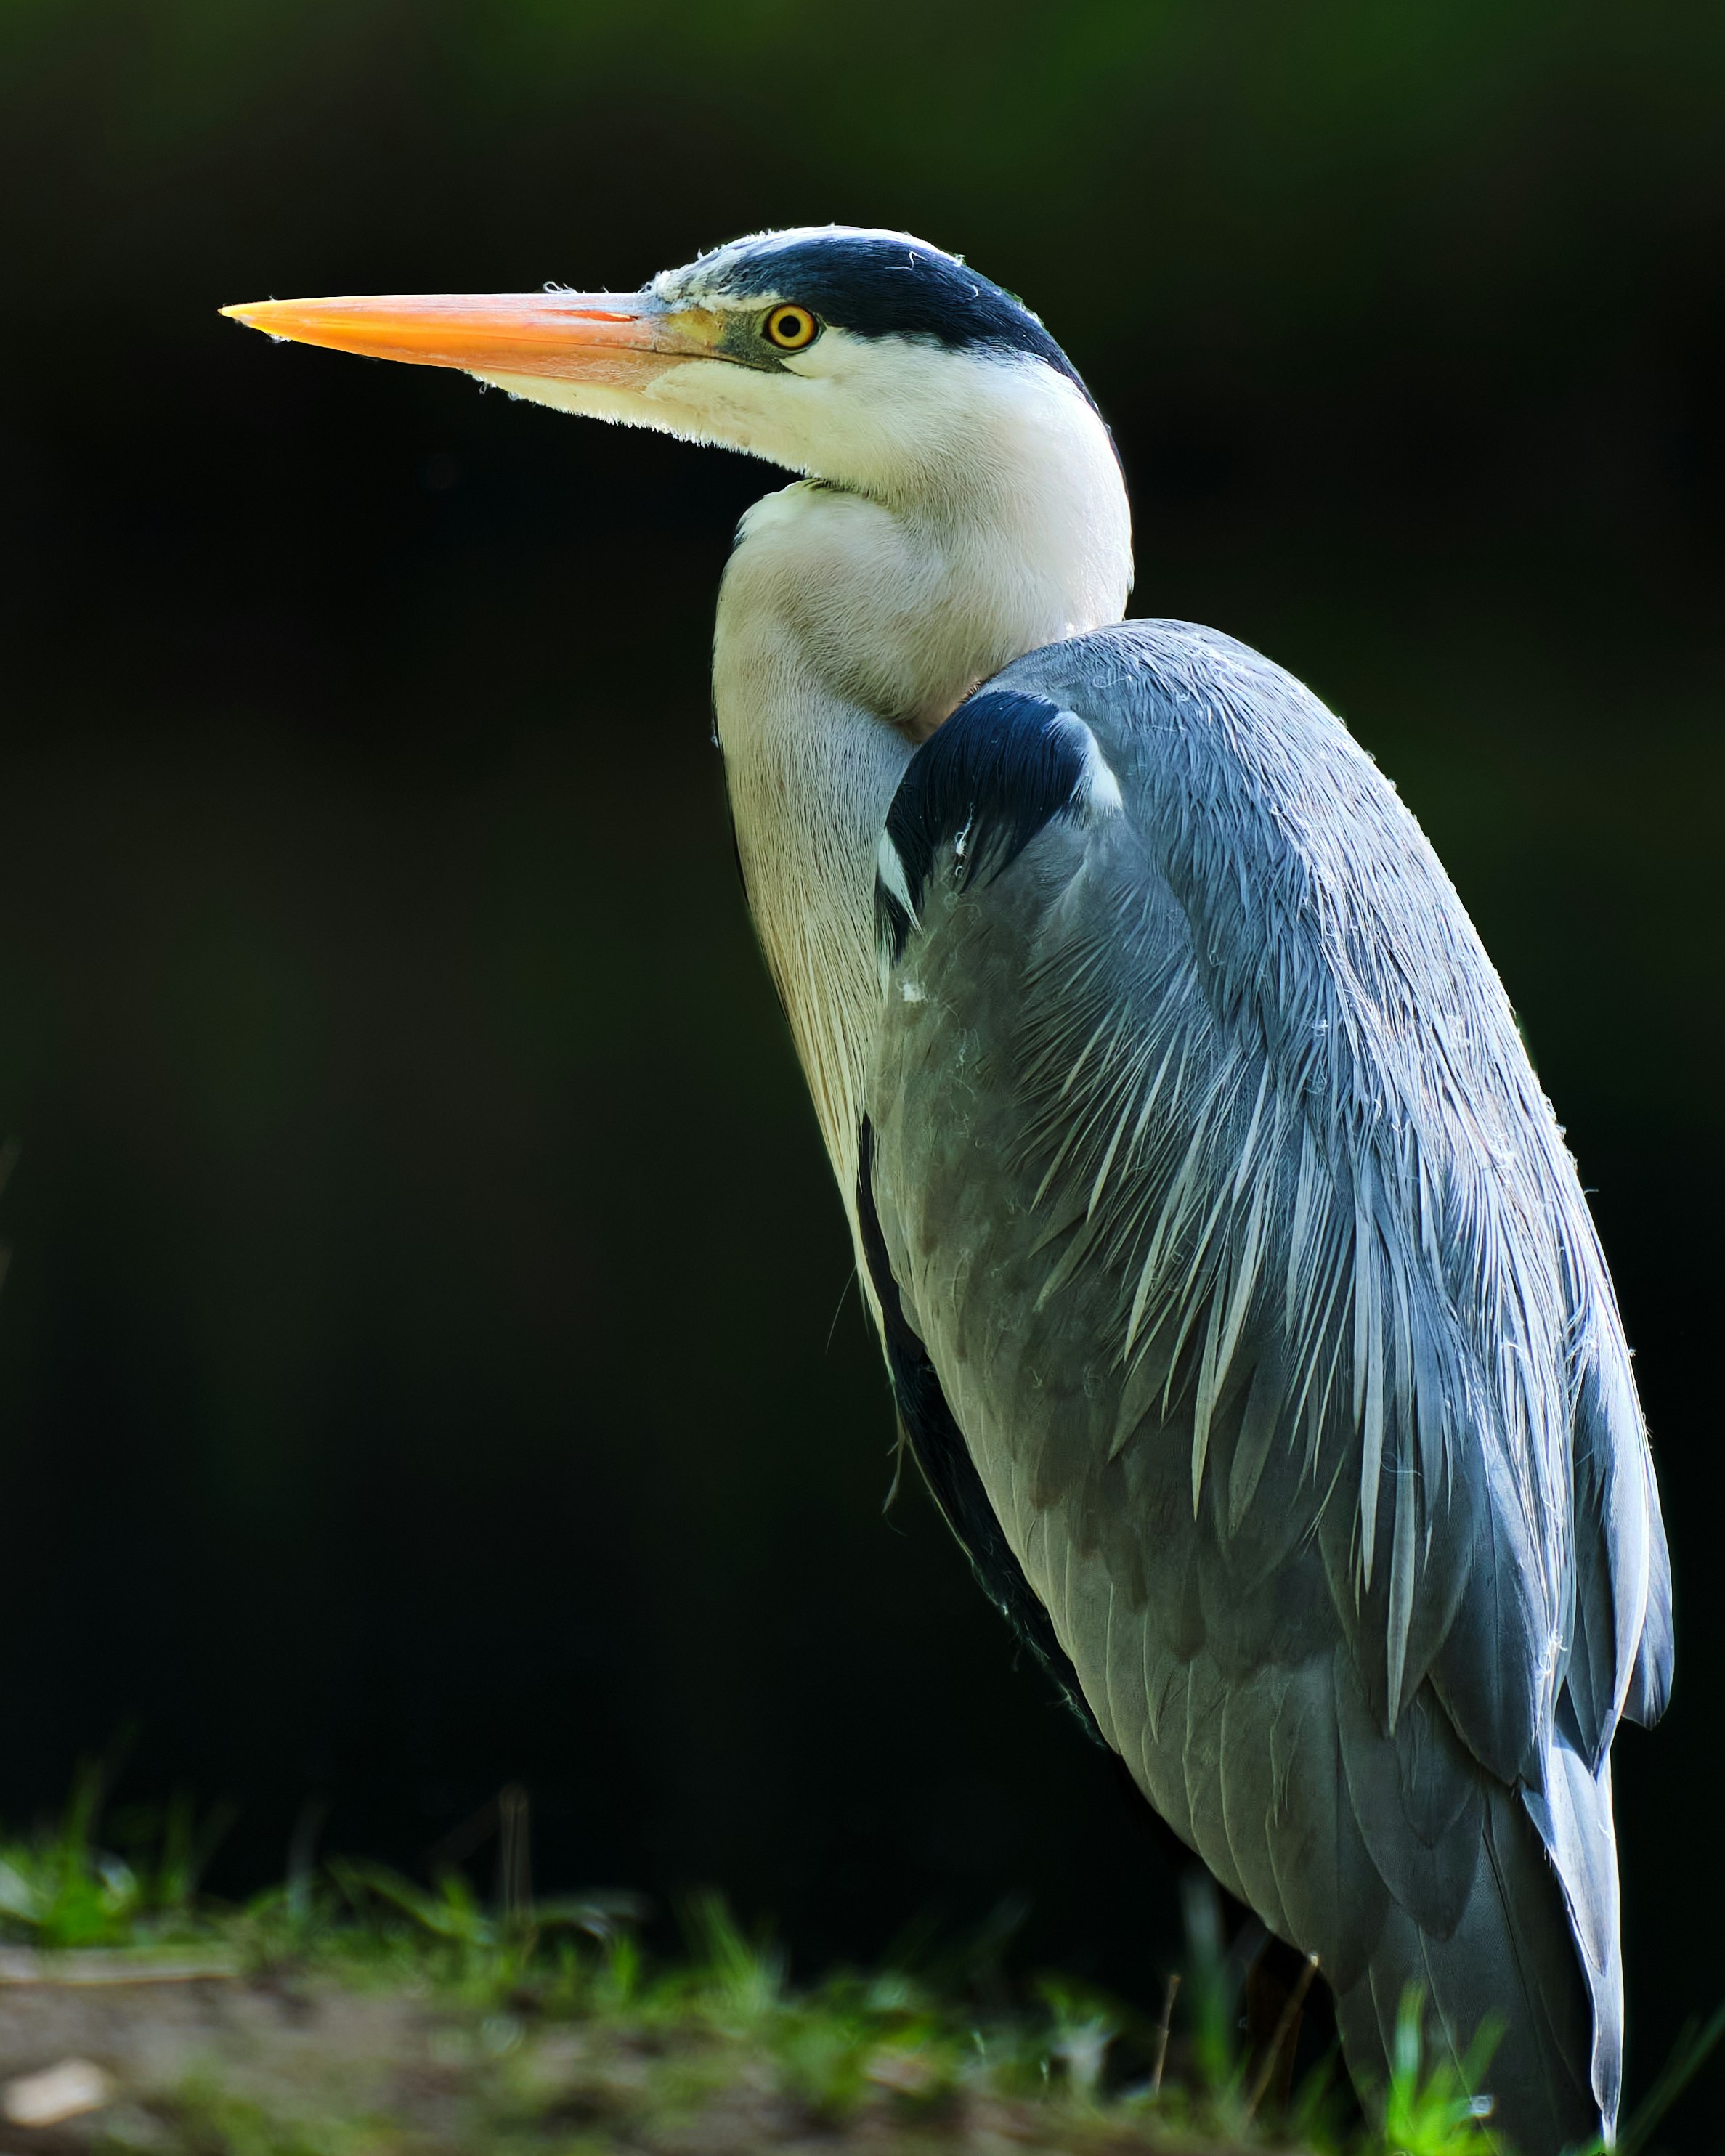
0 1780 1700 2155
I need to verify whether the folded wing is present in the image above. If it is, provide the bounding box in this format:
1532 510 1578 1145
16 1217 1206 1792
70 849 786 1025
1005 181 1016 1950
864 622 1671 2153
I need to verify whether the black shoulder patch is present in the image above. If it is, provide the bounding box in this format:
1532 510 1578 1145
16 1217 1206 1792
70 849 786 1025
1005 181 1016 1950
705 233 1090 398
876 690 1095 963
856 1118 1104 1746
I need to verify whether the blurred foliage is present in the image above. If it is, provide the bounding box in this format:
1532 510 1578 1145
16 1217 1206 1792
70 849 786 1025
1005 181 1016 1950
0 1786 1523 2154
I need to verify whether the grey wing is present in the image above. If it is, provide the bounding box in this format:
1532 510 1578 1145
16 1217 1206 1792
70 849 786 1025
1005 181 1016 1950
863 625 1671 2155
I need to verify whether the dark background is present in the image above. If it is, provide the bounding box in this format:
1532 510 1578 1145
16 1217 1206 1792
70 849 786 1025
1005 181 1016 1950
1 0 1719 2131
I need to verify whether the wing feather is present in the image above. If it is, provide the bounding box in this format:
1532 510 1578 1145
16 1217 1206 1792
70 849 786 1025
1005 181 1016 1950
864 622 1668 2149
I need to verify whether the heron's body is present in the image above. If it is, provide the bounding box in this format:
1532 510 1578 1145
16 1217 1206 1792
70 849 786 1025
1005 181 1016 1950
226 226 1672 2155
865 625 1664 2152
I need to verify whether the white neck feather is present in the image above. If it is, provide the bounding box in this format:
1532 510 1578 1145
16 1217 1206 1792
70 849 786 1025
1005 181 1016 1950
711 357 1132 1229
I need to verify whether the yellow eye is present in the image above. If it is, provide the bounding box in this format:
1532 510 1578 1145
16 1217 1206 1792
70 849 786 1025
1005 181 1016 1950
763 304 819 351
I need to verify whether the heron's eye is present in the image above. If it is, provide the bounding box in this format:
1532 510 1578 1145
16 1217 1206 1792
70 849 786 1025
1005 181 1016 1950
763 304 819 351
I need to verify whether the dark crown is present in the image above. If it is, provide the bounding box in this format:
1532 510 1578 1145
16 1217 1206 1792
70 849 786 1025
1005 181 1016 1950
689 230 1089 397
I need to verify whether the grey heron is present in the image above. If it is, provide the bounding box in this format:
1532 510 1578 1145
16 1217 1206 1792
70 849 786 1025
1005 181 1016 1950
224 227 1671 2153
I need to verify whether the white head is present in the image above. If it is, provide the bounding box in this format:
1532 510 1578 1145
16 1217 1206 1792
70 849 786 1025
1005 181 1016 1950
224 229 1134 1197
222 224 1132 606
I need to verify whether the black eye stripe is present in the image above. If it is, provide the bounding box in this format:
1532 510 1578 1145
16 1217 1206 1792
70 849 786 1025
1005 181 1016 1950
703 233 1092 403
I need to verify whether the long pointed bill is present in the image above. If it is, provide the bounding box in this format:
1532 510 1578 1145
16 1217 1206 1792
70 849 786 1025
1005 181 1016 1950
219 290 719 388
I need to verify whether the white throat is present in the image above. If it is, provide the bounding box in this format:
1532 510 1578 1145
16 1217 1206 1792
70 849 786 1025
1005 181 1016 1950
710 353 1132 1231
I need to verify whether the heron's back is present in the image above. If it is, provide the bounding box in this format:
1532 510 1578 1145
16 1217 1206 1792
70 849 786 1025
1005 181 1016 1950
864 620 1671 2152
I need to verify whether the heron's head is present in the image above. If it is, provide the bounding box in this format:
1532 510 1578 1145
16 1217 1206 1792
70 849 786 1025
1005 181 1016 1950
222 226 1115 520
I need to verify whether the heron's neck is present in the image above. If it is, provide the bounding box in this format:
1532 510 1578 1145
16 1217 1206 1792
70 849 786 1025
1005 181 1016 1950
712 416 1132 1218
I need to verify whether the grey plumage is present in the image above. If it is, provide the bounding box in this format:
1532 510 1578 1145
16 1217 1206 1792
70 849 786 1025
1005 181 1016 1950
867 621 1670 2152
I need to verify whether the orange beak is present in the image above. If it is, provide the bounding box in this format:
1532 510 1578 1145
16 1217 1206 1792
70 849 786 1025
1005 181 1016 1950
219 290 720 387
